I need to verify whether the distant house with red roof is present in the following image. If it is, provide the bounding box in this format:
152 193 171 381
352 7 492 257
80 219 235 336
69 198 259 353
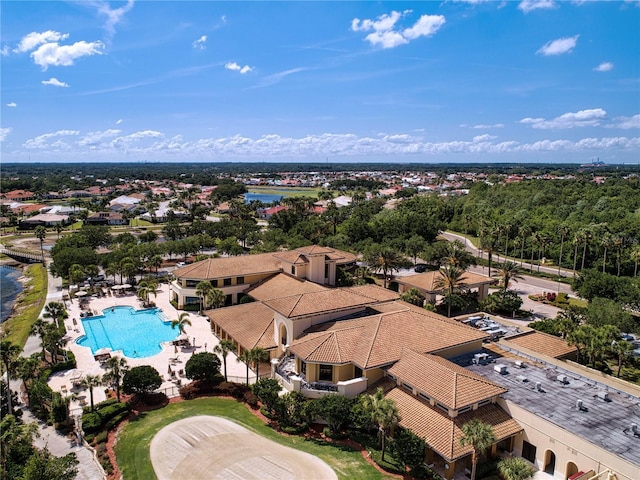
258 205 289 219
2 190 35 201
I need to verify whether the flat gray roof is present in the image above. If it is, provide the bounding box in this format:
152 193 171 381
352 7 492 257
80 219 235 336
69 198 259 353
454 349 640 467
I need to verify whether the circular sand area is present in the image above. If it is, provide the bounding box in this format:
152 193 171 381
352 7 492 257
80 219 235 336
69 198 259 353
150 416 338 480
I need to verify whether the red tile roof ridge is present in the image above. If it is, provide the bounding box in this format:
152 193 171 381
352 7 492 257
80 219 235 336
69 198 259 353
361 314 384 369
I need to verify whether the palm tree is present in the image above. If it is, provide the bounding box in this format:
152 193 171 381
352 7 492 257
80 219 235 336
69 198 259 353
171 312 192 336
34 225 46 258
443 240 476 269
0 340 21 414
213 339 236 381
498 457 536 480
493 261 523 291
15 354 41 407
80 374 102 411
249 347 269 380
207 288 226 309
30 318 49 359
459 419 497 480
137 279 159 306
43 301 68 330
518 226 531 267
433 265 466 317
102 356 128 401
41 322 68 364
580 227 593 271
195 280 214 313
364 244 405 289
236 350 252 385
600 232 614 273
360 387 400 462
557 225 570 278
611 340 633 378
631 243 640 277
481 232 499 277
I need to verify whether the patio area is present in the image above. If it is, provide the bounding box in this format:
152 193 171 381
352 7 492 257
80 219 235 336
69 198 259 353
48 282 256 414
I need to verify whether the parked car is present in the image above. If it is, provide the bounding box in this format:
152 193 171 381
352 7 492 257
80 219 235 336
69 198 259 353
176 262 186 267
414 264 429 273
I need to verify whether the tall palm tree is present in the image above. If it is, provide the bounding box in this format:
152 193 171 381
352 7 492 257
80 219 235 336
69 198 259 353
459 419 496 480
15 354 41 407
236 350 252 385
612 235 626 277
42 323 68 364
600 232 614 273
364 244 404 289
171 312 192 336
43 301 68 330
34 225 46 259
433 265 466 317
481 233 499 277
611 340 633 378
102 356 128 402
249 347 269 380
360 387 400 462
443 240 475 269
30 318 49 359
631 243 640 277
213 339 236 381
580 227 593 271
498 457 535 480
518 226 531 267
207 288 226 309
0 340 21 414
557 225 570 278
195 280 214 313
80 374 102 411
493 261 523 292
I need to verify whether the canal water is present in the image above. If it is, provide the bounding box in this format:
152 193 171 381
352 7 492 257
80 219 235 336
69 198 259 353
244 192 288 204
0 265 22 323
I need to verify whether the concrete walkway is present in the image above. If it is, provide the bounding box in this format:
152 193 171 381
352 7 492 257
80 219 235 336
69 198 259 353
17 259 106 480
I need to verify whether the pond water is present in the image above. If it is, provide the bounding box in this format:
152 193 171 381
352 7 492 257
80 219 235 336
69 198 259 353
244 192 288 204
0 266 22 323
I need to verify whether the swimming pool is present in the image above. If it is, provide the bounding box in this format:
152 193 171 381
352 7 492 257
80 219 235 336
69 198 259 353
77 306 178 358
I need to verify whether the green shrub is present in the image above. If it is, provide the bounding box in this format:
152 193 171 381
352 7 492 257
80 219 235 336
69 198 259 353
476 458 500 479
104 411 129 431
280 423 309 435
94 431 108 445
179 383 199 400
243 391 259 408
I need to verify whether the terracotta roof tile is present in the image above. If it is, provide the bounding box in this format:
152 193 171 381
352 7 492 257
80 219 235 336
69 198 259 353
175 252 282 279
385 387 522 461
388 350 507 410
502 330 577 359
345 284 400 302
205 303 276 351
246 273 328 301
263 289 374 318
290 304 488 368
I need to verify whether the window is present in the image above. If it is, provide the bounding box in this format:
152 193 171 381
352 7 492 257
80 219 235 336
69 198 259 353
354 366 363 378
291 266 296 275
223 278 232 286
186 280 198 288
458 406 472 414
211 279 218 288
300 361 307 375
237 276 244 285
225 294 232 306
324 263 329 279
522 441 537 463
319 364 333 382
402 382 413 391
418 392 430 402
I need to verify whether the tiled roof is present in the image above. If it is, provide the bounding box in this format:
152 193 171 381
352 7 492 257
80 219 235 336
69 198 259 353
263 289 374 318
174 252 282 279
502 330 577 359
290 304 488 369
395 271 496 292
205 303 276 351
388 350 507 410
345 284 400 302
385 386 522 462
246 273 328 301
272 250 309 265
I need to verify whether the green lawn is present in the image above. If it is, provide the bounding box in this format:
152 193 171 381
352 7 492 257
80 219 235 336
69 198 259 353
247 186 321 197
1 263 47 348
115 397 393 480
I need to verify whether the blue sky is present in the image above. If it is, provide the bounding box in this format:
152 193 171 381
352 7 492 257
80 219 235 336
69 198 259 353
1 0 639 164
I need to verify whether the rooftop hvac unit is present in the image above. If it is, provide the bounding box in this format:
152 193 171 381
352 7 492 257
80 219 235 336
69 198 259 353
515 360 525 368
632 423 638 434
516 375 528 383
536 382 543 392
576 399 583 410
597 391 610 402
557 374 569 384
494 364 507 374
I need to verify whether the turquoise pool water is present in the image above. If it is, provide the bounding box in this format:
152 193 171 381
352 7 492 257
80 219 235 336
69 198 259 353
77 306 178 358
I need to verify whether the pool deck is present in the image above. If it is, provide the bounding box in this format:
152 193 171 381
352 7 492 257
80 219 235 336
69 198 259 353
49 283 256 413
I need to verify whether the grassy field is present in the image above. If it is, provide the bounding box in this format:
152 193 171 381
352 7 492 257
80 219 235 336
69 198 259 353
247 186 321 197
1 263 48 348
115 397 393 480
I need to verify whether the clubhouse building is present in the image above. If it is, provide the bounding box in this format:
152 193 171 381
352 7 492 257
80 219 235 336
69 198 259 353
171 246 640 480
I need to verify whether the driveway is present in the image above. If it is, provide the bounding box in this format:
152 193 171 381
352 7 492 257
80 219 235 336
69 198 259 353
150 416 337 480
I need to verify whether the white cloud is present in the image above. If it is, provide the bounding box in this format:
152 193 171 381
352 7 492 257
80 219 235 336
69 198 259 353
94 0 134 40
14 30 69 53
520 108 607 129
116 119 123 125
77 129 121 146
193 35 207 49
518 0 556 13
351 11 445 49
606 114 640 129
471 123 504 129
594 61 614 72
537 35 579 56
2 45 10 56
24 130 79 149
42 77 69 87
0 127 12 142
7 102 17 107
224 62 253 74
473 134 497 142
31 40 105 70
